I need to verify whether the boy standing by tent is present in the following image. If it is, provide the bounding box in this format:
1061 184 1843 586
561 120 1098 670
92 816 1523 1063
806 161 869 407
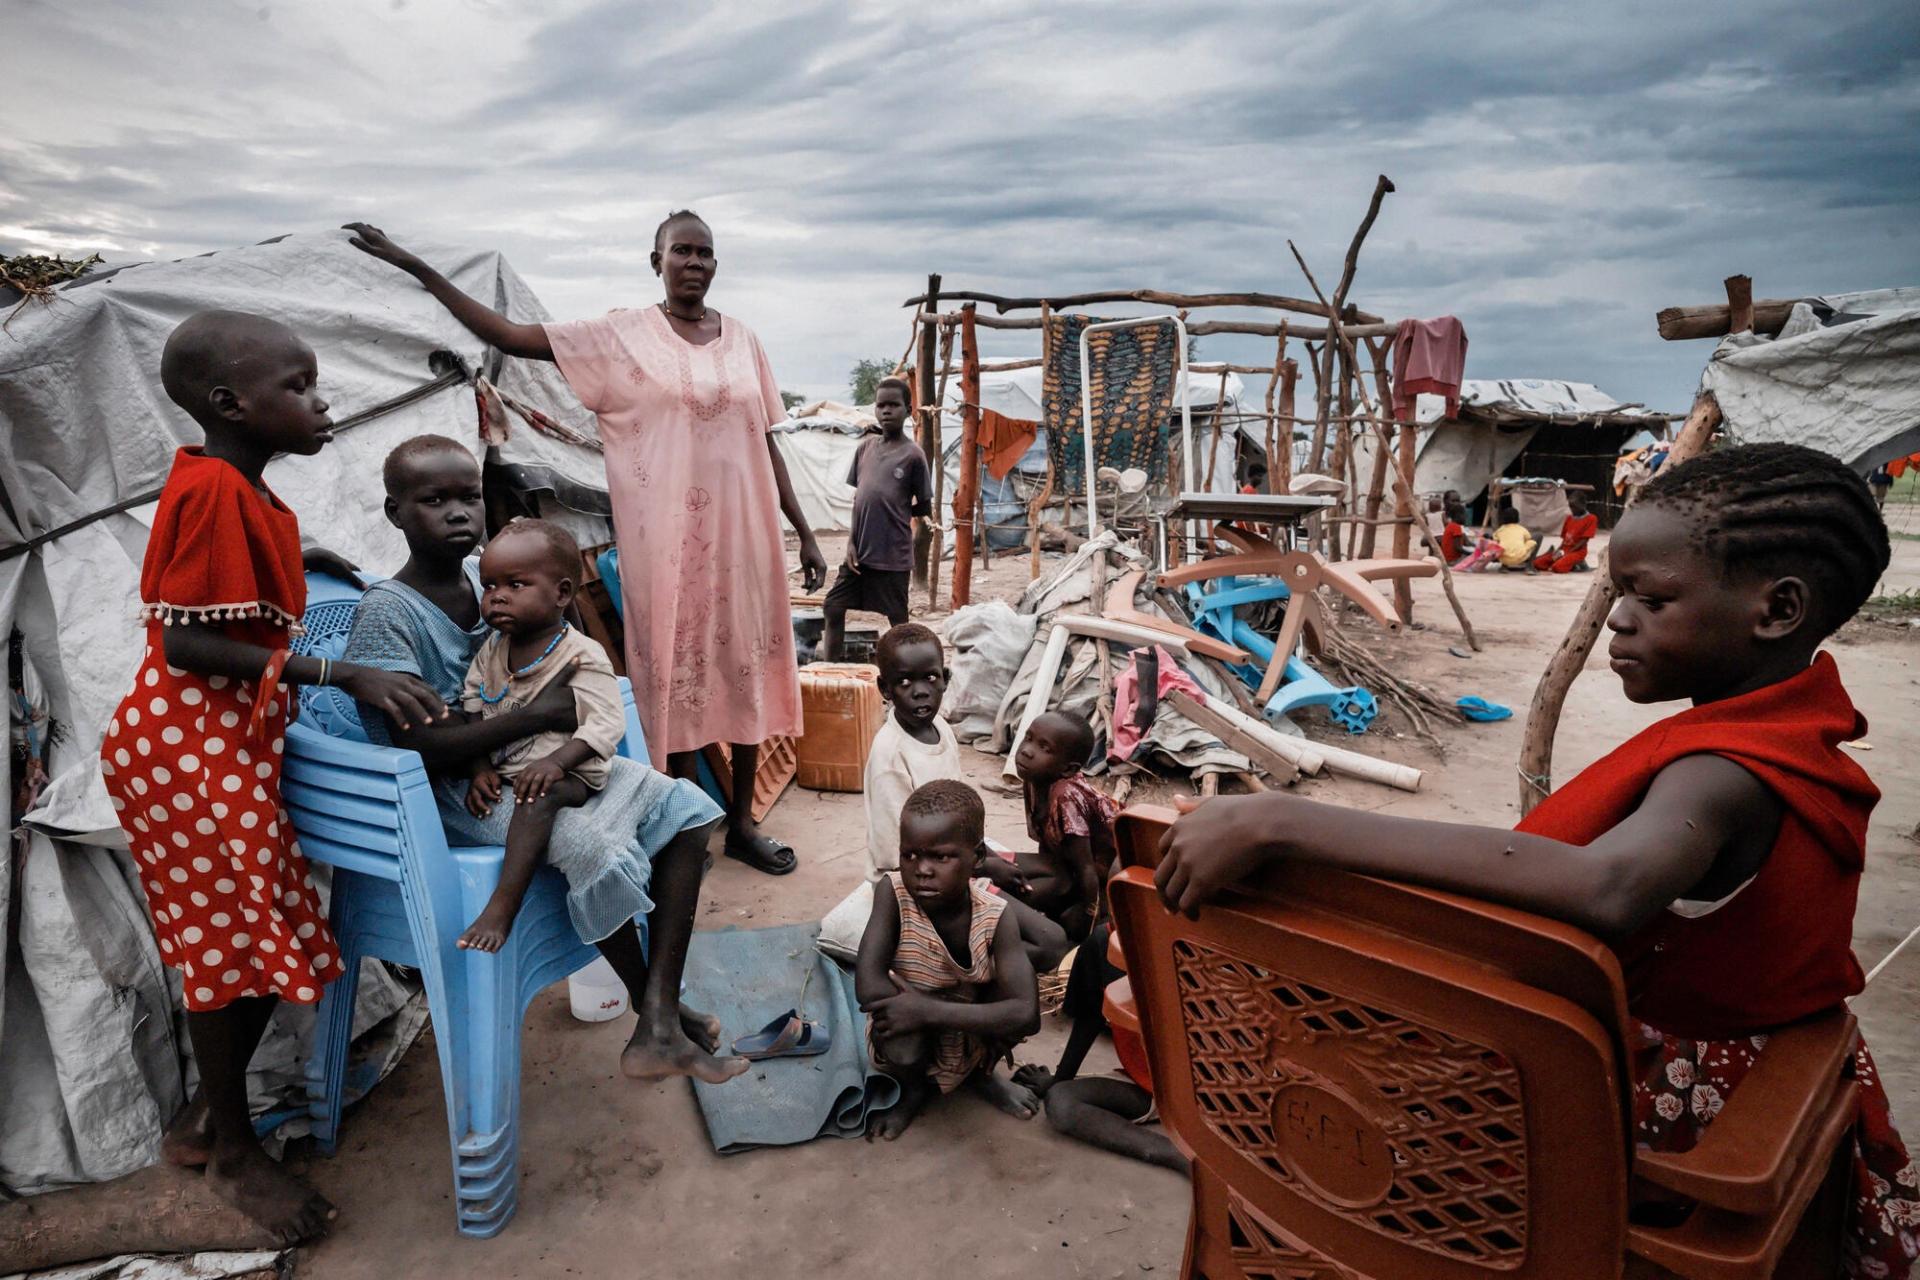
822 376 931 660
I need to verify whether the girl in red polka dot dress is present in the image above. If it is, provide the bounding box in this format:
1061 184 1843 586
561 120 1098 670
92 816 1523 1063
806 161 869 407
101 311 445 1242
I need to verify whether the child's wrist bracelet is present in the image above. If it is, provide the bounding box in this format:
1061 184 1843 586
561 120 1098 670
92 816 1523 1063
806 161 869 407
317 656 332 687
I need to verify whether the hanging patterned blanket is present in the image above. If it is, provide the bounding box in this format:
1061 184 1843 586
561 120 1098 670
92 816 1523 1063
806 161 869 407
1041 314 1179 493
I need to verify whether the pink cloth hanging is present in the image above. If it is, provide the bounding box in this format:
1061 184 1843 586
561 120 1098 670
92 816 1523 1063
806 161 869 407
1391 316 1469 421
1110 645 1208 761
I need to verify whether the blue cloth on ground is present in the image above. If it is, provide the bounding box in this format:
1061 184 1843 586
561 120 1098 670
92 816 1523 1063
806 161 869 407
1456 696 1513 722
681 923 900 1153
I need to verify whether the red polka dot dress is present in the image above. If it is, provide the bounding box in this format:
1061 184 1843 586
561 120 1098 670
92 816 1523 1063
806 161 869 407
100 448 341 1012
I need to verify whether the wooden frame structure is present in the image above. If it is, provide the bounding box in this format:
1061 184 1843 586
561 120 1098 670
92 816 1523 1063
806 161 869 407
898 175 1473 642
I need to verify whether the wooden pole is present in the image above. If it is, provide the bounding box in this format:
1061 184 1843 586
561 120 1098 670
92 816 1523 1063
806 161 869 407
1516 392 1722 813
1356 338 1394 560
1027 303 1054 581
901 286 1385 326
913 272 941 591
1724 274 1755 334
1655 297 1799 341
1274 357 1298 493
1381 338 1417 621
926 319 954 611
951 304 983 609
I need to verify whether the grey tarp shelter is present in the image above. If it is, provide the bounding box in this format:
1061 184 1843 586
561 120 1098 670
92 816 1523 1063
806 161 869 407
1702 287 1920 473
0 230 611 1192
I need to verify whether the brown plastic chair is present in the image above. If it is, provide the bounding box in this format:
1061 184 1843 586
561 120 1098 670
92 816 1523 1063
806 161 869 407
1105 806 1860 1279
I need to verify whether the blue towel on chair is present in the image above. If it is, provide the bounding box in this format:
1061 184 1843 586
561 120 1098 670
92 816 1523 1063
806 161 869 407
681 924 900 1153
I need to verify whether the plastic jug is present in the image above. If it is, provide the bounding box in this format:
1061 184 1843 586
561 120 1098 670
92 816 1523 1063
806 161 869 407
567 955 627 1023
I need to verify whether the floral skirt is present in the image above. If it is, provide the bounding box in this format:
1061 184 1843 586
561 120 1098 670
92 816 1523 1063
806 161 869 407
1632 1020 1918 1278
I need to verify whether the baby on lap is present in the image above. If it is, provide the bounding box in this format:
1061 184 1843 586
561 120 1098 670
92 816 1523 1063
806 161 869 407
457 518 625 951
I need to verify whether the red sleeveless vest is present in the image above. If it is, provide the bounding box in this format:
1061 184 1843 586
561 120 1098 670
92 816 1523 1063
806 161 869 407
1517 654 1877 1040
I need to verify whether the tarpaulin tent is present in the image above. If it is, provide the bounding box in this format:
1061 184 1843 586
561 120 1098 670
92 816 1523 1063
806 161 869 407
0 230 611 1192
1702 287 1920 473
1397 379 1676 522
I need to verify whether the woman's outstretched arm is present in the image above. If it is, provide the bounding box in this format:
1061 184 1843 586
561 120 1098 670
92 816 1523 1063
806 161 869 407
344 223 553 362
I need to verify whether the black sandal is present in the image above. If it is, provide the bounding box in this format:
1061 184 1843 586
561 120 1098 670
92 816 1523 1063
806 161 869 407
724 831 797 876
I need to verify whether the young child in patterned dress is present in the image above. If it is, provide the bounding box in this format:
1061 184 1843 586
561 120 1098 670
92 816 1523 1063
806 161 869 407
982 710 1119 943
100 312 445 1241
457 518 624 952
1155 443 1914 1277
858 780 1041 1141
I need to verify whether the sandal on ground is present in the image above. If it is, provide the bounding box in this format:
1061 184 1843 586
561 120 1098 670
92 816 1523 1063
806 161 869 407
732 1009 830 1060
724 831 797 875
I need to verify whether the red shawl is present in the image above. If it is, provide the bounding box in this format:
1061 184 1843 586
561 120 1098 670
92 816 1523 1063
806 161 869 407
1517 654 1876 1040
139 448 306 637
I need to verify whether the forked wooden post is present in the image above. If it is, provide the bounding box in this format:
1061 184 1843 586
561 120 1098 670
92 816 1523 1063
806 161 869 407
950 304 983 609
913 272 941 595
1517 391 1723 812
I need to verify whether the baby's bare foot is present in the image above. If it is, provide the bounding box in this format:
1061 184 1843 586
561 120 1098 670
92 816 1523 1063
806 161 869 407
621 1027 750 1084
458 902 515 953
161 1090 212 1168
205 1140 336 1244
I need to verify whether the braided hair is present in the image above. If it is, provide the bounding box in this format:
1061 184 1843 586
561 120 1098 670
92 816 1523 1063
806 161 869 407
1638 442 1889 638
901 779 985 847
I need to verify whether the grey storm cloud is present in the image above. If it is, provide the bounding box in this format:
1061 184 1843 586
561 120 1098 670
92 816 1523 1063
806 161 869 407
4 0 1917 413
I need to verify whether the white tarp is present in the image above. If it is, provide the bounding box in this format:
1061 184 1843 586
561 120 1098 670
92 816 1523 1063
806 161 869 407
770 416 866 532
0 230 610 1193
1399 379 1670 500
1702 288 1920 472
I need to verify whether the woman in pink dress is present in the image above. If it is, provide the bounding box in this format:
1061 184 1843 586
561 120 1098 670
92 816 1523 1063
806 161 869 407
347 214 826 874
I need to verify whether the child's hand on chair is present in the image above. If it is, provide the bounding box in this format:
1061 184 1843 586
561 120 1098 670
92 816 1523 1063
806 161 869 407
1156 793 1285 918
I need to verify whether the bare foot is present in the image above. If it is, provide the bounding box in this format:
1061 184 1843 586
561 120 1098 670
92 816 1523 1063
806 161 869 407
1009 1063 1057 1099
621 1026 751 1084
868 1075 932 1141
458 900 516 952
161 1090 212 1168
205 1140 336 1244
971 1069 1041 1120
679 1003 722 1054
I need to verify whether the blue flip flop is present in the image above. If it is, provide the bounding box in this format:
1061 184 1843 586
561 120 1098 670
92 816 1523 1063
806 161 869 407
1456 696 1513 723
732 1009 831 1061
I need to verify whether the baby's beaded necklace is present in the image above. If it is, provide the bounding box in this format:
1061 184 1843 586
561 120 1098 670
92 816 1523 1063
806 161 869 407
477 622 570 705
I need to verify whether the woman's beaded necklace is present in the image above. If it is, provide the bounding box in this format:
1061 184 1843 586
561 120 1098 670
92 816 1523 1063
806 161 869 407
477 622 570 705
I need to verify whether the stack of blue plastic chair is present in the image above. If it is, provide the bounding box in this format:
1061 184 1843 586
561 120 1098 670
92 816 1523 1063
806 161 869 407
1184 578 1378 734
284 573 646 1237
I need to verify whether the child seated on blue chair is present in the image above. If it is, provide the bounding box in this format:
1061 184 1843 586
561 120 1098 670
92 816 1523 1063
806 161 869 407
455 518 623 954
342 436 748 1084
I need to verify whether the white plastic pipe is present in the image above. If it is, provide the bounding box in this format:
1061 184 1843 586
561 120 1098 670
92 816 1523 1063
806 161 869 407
1188 690 1422 793
1078 316 1191 540
1002 616 1193 778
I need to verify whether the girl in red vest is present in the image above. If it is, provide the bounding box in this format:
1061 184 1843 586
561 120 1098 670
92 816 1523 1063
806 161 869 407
1157 443 1913 1276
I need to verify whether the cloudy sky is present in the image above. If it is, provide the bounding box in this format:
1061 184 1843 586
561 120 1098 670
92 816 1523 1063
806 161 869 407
6 0 1917 414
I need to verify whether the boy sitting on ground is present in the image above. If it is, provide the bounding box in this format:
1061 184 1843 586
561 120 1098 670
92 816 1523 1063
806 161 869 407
820 623 1068 968
823 376 931 660
985 710 1119 943
457 518 624 952
859 780 1042 1140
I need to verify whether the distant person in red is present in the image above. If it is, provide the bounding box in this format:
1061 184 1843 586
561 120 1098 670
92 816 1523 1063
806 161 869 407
1534 490 1599 573
1438 491 1471 562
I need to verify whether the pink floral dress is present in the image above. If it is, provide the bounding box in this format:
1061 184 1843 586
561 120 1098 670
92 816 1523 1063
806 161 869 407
545 307 802 756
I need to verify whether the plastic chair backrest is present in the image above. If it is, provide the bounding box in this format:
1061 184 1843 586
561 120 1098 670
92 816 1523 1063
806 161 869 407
292 573 370 741
1108 807 1630 1279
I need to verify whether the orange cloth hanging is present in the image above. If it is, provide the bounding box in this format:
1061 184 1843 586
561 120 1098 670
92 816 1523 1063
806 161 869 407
977 409 1039 480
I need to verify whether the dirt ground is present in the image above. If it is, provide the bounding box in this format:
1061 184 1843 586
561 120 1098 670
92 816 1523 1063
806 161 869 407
295 533 1920 1279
